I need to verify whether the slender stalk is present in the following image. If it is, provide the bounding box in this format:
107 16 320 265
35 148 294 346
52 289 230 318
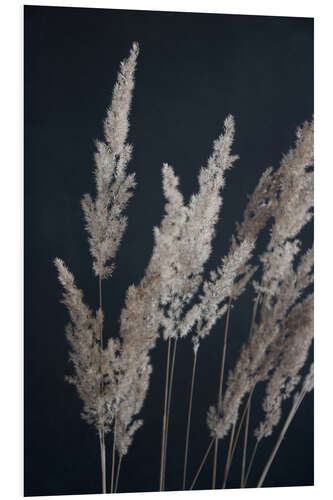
99 428 106 494
243 440 259 487
114 454 123 493
189 438 215 490
98 276 106 494
212 438 218 489
99 274 102 307
212 296 232 487
222 293 259 489
249 293 260 341
240 295 259 488
182 348 198 490
257 389 306 488
98 276 104 387
221 397 249 487
190 396 240 493
230 389 254 463
241 390 252 487
162 337 178 490
110 417 117 493
218 297 233 408
160 337 171 491
188 398 244 493
222 421 236 488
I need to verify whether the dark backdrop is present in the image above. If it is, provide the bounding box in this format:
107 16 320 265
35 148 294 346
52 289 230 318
24 5 314 496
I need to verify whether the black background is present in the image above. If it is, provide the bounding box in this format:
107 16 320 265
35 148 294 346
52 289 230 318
24 5 314 496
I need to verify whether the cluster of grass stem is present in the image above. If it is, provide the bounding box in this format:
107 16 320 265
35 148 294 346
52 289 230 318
158 287 312 492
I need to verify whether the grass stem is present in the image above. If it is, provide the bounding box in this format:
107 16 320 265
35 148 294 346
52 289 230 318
257 389 306 488
212 297 232 487
222 422 235 488
159 337 171 491
241 390 252 486
189 438 215 490
162 337 178 490
99 429 106 494
110 418 117 493
114 454 123 493
182 348 198 490
98 276 106 493
244 440 259 487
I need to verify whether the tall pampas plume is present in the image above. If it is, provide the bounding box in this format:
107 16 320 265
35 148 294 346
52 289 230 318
54 43 139 494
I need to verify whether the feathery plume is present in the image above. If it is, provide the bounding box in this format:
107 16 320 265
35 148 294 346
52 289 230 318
156 115 239 340
81 42 139 279
182 160 278 347
54 258 106 430
119 114 239 353
54 45 140 493
254 294 314 441
114 115 239 457
207 120 314 441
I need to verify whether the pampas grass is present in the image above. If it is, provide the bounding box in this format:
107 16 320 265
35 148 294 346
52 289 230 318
54 43 313 493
